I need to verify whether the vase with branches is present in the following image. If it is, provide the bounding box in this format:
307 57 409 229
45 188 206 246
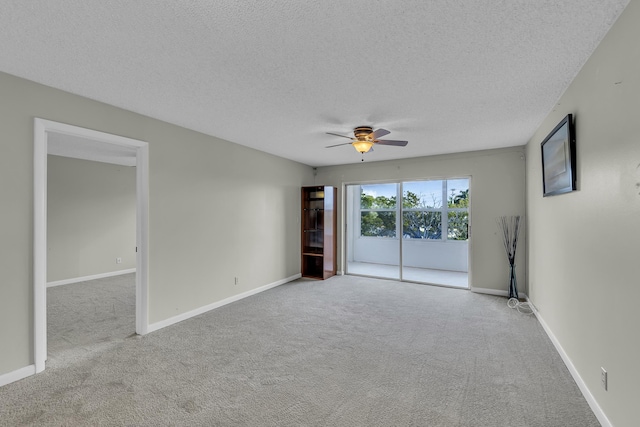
498 215 521 300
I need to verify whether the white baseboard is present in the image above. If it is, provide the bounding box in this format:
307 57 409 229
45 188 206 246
147 273 302 334
47 268 136 288
527 298 611 427
470 287 528 299
470 287 508 296
0 365 36 387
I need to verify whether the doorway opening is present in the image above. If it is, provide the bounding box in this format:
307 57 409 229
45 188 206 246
33 118 149 373
345 178 470 288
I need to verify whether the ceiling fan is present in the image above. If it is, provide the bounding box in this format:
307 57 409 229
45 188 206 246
326 126 408 154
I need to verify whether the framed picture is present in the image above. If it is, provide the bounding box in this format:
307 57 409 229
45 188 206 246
541 114 576 196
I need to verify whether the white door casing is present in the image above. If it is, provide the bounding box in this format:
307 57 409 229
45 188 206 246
33 118 149 373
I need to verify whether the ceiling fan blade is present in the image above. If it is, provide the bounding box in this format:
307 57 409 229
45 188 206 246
326 132 353 140
375 139 409 146
371 128 390 139
325 142 353 148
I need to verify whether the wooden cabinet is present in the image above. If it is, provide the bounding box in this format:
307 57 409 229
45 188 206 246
301 186 337 279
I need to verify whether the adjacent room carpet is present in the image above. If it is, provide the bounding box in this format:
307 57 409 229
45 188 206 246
0 274 599 426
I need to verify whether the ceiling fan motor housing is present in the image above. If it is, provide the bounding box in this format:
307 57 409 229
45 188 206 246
354 126 374 140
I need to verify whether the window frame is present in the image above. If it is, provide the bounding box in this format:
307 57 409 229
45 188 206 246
357 178 469 242
359 183 399 238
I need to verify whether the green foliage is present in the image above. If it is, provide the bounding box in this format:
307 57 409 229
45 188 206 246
361 211 396 237
360 193 396 209
446 188 469 240
360 187 468 240
360 191 396 237
447 211 468 240
448 188 469 208
402 191 421 209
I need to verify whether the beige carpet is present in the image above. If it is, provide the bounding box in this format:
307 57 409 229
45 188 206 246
0 274 598 426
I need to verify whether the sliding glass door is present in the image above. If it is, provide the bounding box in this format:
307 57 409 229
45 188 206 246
400 179 469 287
347 183 400 279
346 178 470 288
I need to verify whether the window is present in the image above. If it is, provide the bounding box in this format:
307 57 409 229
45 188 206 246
402 180 443 239
359 179 469 241
360 184 397 237
446 179 469 241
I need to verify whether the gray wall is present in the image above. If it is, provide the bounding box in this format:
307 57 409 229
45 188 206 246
315 146 526 293
525 2 640 425
47 156 136 282
0 71 314 376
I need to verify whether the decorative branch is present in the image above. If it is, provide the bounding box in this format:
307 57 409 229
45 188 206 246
498 215 521 300
498 215 521 266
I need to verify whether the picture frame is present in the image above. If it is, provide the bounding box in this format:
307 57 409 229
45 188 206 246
541 114 576 196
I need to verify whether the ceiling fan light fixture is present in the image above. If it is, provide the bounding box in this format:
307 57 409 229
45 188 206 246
325 126 407 155
352 140 374 153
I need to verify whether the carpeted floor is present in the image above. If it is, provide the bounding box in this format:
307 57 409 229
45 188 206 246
46 273 136 370
0 274 599 426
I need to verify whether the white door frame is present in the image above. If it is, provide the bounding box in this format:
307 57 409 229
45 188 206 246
33 118 150 373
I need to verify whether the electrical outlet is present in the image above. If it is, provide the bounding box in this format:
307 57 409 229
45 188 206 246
234 277 239 285
601 367 607 391
116 257 122 264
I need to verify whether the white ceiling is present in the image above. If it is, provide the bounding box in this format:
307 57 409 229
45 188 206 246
0 1 629 167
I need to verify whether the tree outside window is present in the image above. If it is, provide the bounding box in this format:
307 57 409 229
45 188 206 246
360 184 397 238
360 179 469 241
446 180 469 241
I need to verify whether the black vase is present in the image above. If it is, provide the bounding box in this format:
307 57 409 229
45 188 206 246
508 263 518 300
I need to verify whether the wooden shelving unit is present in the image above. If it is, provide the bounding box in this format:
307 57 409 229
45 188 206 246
301 186 337 280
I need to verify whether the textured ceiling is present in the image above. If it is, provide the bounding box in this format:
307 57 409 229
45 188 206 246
0 1 629 167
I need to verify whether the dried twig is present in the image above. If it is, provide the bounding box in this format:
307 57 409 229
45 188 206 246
498 215 521 300
498 215 521 266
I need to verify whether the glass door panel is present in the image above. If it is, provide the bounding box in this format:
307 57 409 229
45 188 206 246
346 183 400 280
401 179 469 287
